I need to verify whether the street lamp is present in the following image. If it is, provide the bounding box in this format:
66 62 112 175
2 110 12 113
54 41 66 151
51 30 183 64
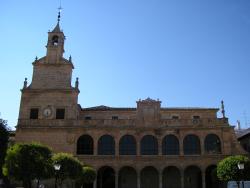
237 163 244 188
54 164 61 188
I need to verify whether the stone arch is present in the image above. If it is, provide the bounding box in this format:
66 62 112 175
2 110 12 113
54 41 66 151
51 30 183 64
183 134 201 155
98 134 115 155
76 134 94 155
119 135 136 155
184 165 202 188
162 166 181 188
97 166 115 188
141 166 159 188
118 166 137 188
204 134 221 154
205 164 225 188
140 135 158 155
162 134 179 155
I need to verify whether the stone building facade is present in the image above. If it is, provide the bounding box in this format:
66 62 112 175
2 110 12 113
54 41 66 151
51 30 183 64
15 18 245 188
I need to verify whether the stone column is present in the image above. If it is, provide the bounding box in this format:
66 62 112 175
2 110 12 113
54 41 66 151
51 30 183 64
202 170 206 188
201 138 205 155
115 171 119 188
94 138 98 155
158 137 162 155
159 170 162 188
115 137 119 156
93 179 97 188
137 138 140 156
137 171 140 188
181 169 184 188
179 134 184 156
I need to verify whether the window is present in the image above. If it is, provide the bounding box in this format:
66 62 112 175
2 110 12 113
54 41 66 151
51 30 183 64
98 135 115 155
204 134 221 154
56 109 65 119
162 135 179 155
85 116 92 120
77 135 93 155
172 116 179 120
119 135 136 155
141 135 158 155
52 35 59 46
193 116 200 119
30 108 39 119
112 116 118 120
183 135 201 155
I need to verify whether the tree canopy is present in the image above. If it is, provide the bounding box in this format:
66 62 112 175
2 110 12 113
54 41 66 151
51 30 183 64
217 155 250 184
3 143 54 188
0 119 9 178
81 166 96 184
52 153 83 184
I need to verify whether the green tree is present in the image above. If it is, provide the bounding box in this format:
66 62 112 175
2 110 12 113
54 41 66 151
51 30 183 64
0 119 9 178
52 153 83 186
3 143 54 188
76 166 96 187
217 155 250 188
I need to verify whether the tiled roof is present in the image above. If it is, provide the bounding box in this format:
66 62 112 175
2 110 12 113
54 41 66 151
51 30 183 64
235 128 250 139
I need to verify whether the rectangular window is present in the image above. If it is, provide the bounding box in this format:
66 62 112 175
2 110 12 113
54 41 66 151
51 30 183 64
193 116 200 119
56 109 65 119
172 116 179 120
30 108 39 119
85 116 92 120
112 116 118 120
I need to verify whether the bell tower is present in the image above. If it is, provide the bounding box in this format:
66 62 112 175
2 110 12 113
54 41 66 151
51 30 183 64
17 9 80 122
46 11 65 64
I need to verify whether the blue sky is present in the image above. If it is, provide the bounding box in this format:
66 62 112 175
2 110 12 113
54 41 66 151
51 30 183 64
0 0 250 129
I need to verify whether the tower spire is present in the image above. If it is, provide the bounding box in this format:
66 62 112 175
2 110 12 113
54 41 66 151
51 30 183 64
57 6 62 24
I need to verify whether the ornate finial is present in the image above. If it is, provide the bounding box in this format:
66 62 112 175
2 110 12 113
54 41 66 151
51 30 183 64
236 120 241 130
75 77 79 89
23 78 27 89
57 6 62 23
69 55 72 62
221 100 225 118
35 56 38 61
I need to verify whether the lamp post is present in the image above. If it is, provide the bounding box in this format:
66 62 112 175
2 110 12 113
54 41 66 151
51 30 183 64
54 164 61 188
237 163 244 188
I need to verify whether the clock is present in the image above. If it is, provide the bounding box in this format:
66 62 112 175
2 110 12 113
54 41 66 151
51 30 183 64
43 107 52 118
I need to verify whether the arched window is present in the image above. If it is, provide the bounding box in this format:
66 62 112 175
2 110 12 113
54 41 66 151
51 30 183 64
52 35 59 46
141 166 159 188
77 134 93 155
184 166 202 188
183 135 201 155
204 134 221 154
118 167 137 188
119 135 136 155
162 135 179 155
163 166 181 188
140 135 158 155
98 135 115 155
97 166 115 188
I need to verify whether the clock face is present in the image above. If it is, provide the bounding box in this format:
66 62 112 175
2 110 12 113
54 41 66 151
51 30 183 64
43 108 52 117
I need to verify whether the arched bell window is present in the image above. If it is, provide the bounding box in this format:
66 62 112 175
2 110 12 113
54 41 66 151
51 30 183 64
52 35 59 46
